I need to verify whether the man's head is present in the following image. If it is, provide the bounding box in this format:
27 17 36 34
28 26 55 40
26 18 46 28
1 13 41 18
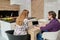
48 11 56 20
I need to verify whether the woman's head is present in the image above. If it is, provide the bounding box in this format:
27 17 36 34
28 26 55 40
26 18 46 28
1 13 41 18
22 9 29 18
16 9 29 26
48 11 56 20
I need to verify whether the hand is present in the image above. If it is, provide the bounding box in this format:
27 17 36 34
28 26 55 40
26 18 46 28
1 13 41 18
42 24 46 27
39 23 46 27
34 27 40 29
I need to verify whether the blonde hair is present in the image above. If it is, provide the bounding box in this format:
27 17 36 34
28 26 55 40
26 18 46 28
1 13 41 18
16 9 29 26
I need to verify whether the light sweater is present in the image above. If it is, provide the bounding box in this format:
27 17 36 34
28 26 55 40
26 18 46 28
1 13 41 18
14 19 28 35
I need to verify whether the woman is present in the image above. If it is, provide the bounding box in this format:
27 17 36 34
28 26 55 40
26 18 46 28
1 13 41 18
14 9 29 35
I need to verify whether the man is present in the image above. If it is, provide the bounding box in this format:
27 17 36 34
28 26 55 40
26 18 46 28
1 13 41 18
36 11 60 40
36 11 60 32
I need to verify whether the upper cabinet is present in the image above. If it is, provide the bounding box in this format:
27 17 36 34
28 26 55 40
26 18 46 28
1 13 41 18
0 0 20 11
0 5 20 11
31 0 44 19
0 0 10 5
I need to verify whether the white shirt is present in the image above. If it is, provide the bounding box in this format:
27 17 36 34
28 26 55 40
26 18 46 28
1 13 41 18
14 19 28 35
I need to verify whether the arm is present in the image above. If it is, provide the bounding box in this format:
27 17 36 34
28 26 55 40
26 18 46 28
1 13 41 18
23 19 29 29
40 22 54 31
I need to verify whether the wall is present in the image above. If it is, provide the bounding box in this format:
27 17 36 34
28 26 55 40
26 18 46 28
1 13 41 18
44 0 60 19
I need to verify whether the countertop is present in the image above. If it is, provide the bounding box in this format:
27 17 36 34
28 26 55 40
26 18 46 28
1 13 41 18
0 17 16 23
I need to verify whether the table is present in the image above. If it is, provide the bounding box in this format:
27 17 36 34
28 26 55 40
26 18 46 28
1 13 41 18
28 21 47 40
28 26 40 40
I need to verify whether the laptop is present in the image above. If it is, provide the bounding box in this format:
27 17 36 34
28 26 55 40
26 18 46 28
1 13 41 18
32 21 39 26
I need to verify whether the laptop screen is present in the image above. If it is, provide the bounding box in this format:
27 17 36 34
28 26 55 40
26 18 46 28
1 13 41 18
32 21 39 25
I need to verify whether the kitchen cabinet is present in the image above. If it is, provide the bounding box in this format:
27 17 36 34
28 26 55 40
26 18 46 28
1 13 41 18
31 0 44 19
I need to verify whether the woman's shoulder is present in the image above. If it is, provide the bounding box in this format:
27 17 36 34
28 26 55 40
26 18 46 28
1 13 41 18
24 18 28 22
24 18 28 21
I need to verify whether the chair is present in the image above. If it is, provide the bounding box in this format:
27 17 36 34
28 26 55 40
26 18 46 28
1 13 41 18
5 30 31 40
56 30 60 40
42 30 60 40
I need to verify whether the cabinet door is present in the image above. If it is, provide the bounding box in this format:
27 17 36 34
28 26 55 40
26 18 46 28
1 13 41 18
58 10 60 19
31 0 44 19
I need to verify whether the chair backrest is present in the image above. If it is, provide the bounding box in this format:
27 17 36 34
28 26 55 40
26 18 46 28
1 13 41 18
56 30 60 40
6 30 31 40
42 30 60 40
